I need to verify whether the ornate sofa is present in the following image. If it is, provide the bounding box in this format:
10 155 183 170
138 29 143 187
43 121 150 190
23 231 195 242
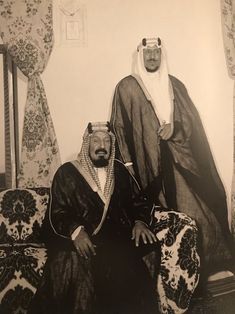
1 187 234 314
0 187 50 314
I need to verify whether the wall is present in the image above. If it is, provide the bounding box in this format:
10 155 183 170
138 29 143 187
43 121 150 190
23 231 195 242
15 0 233 213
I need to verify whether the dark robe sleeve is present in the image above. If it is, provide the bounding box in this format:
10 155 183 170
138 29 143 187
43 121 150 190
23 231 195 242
111 81 136 176
49 163 91 239
170 76 230 231
114 160 153 227
110 76 162 190
132 192 153 226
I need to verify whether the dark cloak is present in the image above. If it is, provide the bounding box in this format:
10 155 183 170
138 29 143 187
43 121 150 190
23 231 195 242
110 74 235 275
29 160 158 314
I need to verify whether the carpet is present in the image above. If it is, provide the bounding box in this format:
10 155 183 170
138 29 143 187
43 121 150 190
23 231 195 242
188 276 235 314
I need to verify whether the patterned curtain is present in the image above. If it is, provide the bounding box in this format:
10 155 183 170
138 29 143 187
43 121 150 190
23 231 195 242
0 0 61 188
221 0 235 238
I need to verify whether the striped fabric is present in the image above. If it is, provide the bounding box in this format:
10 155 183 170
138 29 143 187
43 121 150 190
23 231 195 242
207 276 235 298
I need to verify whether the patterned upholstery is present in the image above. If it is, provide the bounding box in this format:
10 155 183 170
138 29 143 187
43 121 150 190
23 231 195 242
0 188 50 314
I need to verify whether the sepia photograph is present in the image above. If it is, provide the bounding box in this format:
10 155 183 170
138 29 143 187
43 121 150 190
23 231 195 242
0 0 235 313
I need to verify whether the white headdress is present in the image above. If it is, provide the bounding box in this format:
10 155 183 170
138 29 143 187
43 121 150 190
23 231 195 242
132 37 174 125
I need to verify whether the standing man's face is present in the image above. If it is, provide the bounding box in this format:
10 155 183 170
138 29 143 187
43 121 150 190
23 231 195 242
89 131 111 167
143 46 161 72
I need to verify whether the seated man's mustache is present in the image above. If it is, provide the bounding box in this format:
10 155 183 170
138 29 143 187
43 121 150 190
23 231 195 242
95 148 108 154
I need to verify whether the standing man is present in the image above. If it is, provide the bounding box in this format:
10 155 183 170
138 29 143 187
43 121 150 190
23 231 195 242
110 37 234 286
29 122 199 314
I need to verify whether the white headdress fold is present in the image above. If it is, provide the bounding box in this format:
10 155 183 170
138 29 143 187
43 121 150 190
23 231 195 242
132 37 174 125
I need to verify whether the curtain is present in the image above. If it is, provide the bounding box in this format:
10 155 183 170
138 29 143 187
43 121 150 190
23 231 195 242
0 0 61 188
221 0 235 238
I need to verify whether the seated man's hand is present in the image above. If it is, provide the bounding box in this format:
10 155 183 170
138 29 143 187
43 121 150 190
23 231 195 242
158 123 173 140
132 221 157 247
73 229 96 259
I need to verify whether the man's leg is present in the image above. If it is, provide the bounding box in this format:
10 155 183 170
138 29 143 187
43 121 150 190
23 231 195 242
28 249 95 314
153 210 200 314
93 234 159 314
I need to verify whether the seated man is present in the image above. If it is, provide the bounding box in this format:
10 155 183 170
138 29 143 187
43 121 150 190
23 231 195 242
29 122 200 314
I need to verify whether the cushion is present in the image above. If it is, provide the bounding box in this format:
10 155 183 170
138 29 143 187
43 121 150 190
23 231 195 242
0 188 50 244
0 245 47 314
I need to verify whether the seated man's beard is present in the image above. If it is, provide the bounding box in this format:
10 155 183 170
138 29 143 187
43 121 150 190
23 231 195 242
92 157 109 167
91 149 109 167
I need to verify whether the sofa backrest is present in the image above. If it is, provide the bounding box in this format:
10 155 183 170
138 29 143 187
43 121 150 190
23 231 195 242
0 187 50 245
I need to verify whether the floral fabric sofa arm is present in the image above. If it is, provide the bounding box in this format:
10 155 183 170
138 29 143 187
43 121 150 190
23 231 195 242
0 187 50 314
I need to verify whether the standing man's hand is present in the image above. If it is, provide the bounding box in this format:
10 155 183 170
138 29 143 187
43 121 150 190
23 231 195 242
132 221 157 247
158 123 173 140
73 229 96 259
